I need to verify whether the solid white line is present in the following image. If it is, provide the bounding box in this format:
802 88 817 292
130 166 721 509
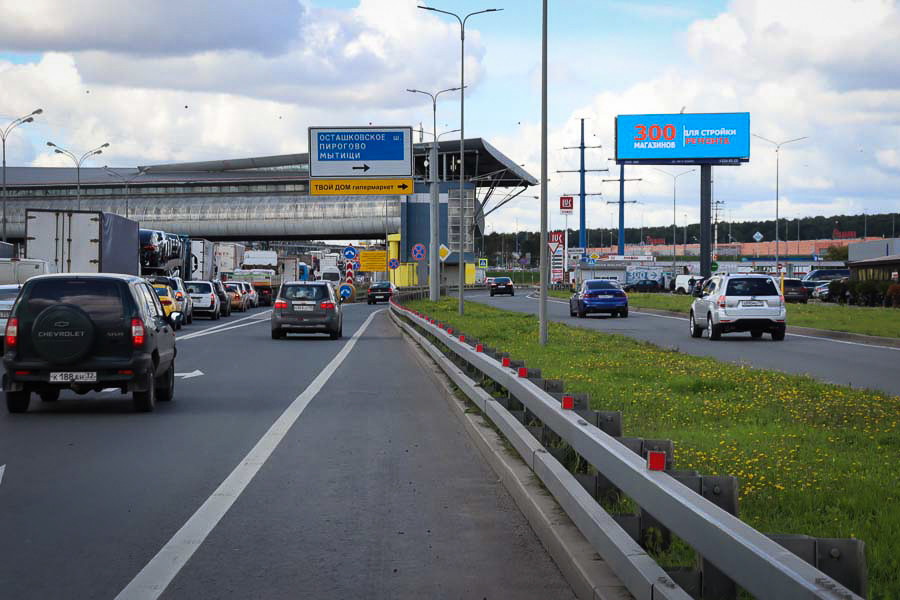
0 464 4 487
115 309 383 600
178 310 272 340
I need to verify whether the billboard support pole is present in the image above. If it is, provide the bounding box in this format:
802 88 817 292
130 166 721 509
700 165 712 277
618 163 625 255
579 118 586 251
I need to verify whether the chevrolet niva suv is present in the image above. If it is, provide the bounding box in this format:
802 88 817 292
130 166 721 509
3 274 180 413
689 273 786 341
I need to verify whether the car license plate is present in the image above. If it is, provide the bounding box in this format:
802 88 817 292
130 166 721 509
377 294 386 298
294 304 314 311
742 300 764 307
50 372 97 383
596 294 612 298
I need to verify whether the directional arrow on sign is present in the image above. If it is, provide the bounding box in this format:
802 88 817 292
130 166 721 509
175 369 204 379
398 183 409 190
352 164 371 172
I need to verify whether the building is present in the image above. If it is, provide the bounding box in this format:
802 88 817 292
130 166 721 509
848 254 900 282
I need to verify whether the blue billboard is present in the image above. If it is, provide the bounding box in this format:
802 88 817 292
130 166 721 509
615 113 750 165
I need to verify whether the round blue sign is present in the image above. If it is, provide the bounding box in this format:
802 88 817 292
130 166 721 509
411 243 426 261
339 283 354 299
389 258 400 270
342 246 358 260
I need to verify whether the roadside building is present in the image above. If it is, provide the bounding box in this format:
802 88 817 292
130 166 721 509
848 254 900 282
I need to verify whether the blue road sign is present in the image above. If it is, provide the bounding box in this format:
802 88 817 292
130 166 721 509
389 258 400 270
339 284 354 299
308 127 413 178
343 246 358 260
411 243 426 261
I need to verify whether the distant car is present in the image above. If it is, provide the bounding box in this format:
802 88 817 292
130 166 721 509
3 273 179 412
211 280 232 317
271 281 342 340
367 281 395 304
801 280 825 293
624 279 662 293
225 282 250 312
0 284 22 332
239 282 258 307
152 284 182 329
803 269 850 282
319 267 342 284
490 277 514 296
148 275 192 324
673 274 700 294
185 280 221 319
812 281 833 301
139 229 167 267
485 277 496 286
781 278 808 303
689 274 785 341
569 279 628 318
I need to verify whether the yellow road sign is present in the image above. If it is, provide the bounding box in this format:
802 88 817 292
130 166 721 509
439 244 452 262
309 178 413 196
359 250 387 272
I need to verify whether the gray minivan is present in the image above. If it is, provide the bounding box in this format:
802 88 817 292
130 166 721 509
271 281 342 340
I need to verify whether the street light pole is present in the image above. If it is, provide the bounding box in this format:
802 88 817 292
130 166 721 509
419 4 502 316
103 167 145 220
46 141 110 210
539 0 548 344
752 134 807 271
1 109 43 242
407 86 463 302
654 168 696 280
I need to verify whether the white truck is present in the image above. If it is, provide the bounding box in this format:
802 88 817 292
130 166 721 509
243 250 278 269
0 258 51 284
25 209 140 275
191 239 217 280
215 242 246 274
278 256 300 282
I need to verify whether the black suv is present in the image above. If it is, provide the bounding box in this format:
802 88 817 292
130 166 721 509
3 274 180 413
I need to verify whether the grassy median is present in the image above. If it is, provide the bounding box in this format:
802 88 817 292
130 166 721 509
547 290 900 339
405 297 900 598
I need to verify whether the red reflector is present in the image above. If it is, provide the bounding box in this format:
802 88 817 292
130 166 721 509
274 300 288 310
502 357 510 367
117 370 133 375
475 344 483 352
447 328 453 334
5 317 18 348
131 318 145 348
458 335 465 342
517 367 528 378
561 395 574 410
647 451 667 471
14 370 30 376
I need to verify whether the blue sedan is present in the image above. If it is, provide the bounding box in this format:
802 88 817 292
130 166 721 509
569 279 628 318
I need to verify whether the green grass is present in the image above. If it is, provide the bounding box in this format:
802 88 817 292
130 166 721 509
547 290 900 339
405 297 900 599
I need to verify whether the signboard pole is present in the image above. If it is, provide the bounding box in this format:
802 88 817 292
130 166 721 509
458 21 466 317
429 112 440 301
618 163 625 255
700 165 712 277
579 118 586 250
563 214 568 277
539 0 548 346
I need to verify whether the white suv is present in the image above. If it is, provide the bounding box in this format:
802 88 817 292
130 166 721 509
689 274 786 341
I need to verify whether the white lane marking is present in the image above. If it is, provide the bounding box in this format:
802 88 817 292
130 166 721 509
525 293 900 350
177 317 269 341
115 309 383 600
179 310 272 339
174 370 204 379
0 464 5 487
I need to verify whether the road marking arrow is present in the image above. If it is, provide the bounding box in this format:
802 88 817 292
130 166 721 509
352 164 371 172
175 370 204 379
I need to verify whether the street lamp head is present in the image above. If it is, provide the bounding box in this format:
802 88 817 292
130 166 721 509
23 117 33 124
100 143 110 148
94 150 103 156
32 109 43 115
46 141 56 148
54 149 63 154
406 88 418 93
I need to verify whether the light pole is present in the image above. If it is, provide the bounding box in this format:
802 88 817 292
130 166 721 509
654 167 696 278
752 134 807 270
419 4 503 316
103 166 145 220
683 212 688 254
407 86 463 302
2 108 43 242
46 141 110 210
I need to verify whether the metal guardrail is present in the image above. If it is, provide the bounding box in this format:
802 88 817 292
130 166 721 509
389 297 863 600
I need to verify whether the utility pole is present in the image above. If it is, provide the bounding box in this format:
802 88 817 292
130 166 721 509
602 173 640 255
713 199 725 261
539 0 548 345
558 120 605 255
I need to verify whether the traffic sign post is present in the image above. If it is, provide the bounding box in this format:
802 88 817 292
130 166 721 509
559 195 574 214
438 244 451 263
308 127 413 178
309 178 413 196
339 283 354 300
710 261 719 272
753 231 764 243
343 246 358 261
477 258 488 268
411 243 426 261
388 258 400 270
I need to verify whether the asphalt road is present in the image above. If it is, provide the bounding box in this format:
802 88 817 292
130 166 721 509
469 291 900 398
0 303 574 600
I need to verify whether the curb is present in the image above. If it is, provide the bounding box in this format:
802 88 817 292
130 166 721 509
393 311 632 600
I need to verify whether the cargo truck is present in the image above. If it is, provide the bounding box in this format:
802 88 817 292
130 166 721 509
191 239 217 280
215 242 245 274
278 256 300 282
25 209 139 275
232 268 277 306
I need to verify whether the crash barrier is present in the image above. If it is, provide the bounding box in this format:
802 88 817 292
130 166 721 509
389 293 866 600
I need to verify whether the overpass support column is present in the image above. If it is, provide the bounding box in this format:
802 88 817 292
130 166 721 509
700 165 712 277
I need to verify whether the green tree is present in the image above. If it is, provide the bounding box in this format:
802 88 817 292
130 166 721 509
823 244 849 261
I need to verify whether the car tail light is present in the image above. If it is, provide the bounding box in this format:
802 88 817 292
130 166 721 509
779 295 785 305
320 301 335 311
274 300 288 310
175 291 184 300
5 317 18 348
718 296 726 308
160 298 172 306
368 288 374 293
210 293 216 303
131 318 145 348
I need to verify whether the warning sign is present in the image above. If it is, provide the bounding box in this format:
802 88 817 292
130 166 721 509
359 250 388 272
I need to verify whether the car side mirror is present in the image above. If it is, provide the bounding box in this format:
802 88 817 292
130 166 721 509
169 311 183 326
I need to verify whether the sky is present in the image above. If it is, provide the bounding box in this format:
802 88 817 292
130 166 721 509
0 0 898 235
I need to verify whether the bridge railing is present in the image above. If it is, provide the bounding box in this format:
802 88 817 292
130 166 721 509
388 295 864 600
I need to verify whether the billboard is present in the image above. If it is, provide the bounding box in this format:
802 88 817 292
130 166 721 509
560 195 574 214
615 113 750 165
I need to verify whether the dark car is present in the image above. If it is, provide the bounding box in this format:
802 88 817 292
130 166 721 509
490 277 514 296
164 233 183 260
804 269 850 282
3 274 180 413
139 229 167 268
569 279 628 318
211 280 232 317
271 281 342 340
781 278 809 303
367 281 395 304
623 279 661 293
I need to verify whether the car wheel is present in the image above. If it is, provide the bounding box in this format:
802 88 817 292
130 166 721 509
620 307 628 318
155 363 175 402
490 291 494 297
329 327 340 340
6 390 31 413
569 304 576 317
707 314 721 340
132 371 156 412
511 290 515 296
689 312 702 338
751 330 763 339
577 304 586 318
187 313 193 325
271 329 282 340
772 329 786 341
39 389 60 402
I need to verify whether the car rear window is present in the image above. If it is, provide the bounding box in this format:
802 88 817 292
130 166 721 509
225 283 241 291
282 284 328 301
371 282 391 289
783 280 804 289
725 278 778 296
24 279 125 322
495 277 511 283
0 287 21 300
153 287 170 297
186 282 212 294
586 280 619 290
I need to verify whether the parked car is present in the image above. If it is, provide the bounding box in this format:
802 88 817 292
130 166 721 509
367 281 395 304
151 284 182 329
689 274 786 341
801 280 825 293
139 229 168 267
569 279 628 318
225 282 250 312
673 274 700 294
185 280 221 319
0 284 22 332
781 278 809 303
812 281 838 302
3 273 179 412
239 282 258 307
271 281 343 340
148 275 192 324
803 269 850 282
624 279 662 293
490 277 514 296
212 280 232 317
